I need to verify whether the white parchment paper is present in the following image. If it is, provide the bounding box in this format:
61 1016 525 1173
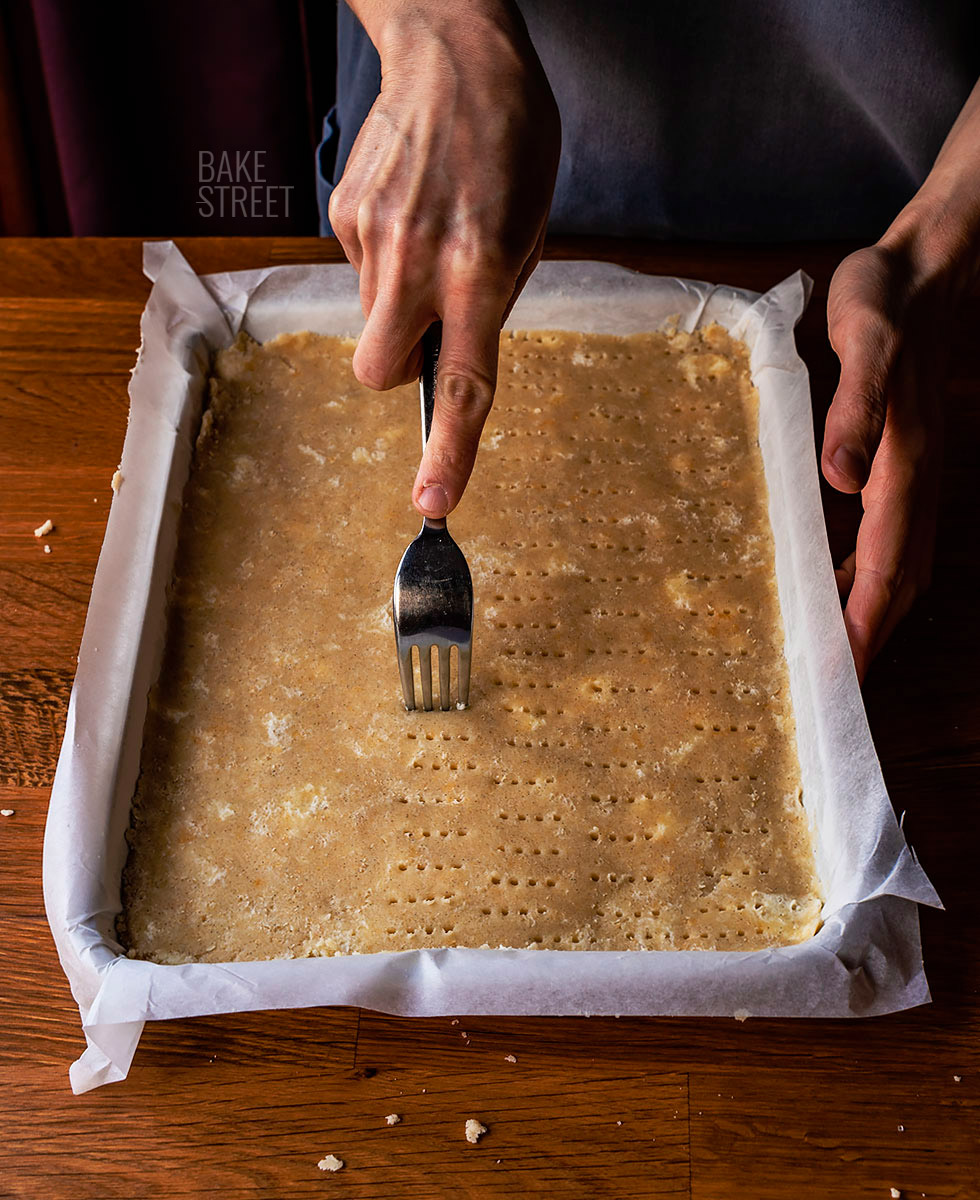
43 242 941 1094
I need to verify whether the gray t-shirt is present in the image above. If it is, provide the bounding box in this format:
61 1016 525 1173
317 1 978 240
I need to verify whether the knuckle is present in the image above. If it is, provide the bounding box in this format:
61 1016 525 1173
828 251 905 357
836 301 901 360
327 182 355 239
437 371 495 422
844 243 892 281
854 560 904 601
352 345 391 391
356 194 382 240
425 441 466 474
448 237 513 288
837 385 886 428
354 361 386 391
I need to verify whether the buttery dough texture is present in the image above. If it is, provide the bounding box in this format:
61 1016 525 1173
119 324 822 962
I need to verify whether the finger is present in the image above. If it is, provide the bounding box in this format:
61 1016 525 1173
413 284 505 517
866 392 942 661
834 551 856 602
841 460 915 683
844 576 891 686
822 274 901 494
327 180 364 274
358 250 379 321
868 579 921 667
843 531 907 685
502 215 548 324
353 285 434 391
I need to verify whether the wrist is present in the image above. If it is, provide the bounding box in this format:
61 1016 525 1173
348 0 525 61
878 184 980 301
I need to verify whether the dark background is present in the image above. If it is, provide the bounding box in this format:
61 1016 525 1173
0 0 336 236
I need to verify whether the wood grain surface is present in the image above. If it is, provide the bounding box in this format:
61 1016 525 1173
0 237 977 1200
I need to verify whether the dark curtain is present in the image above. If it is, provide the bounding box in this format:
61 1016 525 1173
0 0 336 235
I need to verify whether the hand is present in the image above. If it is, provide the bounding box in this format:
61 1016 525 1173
330 0 561 518
821 229 958 682
821 73 980 682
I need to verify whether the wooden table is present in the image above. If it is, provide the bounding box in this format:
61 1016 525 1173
1 238 977 1199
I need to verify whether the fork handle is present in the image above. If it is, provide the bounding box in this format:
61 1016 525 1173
419 321 442 449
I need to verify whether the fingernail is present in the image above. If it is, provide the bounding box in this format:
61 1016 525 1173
417 484 448 517
831 444 867 487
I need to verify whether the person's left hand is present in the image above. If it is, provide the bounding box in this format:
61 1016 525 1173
821 229 958 682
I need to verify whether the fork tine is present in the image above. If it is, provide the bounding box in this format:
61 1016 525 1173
456 644 471 709
438 645 452 711
398 643 416 711
418 644 434 711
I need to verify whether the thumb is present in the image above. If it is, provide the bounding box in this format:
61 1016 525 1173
822 303 898 493
412 289 503 518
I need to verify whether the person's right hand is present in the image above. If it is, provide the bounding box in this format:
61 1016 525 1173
330 0 561 519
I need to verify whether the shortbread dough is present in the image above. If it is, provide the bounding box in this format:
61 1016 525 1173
119 324 822 962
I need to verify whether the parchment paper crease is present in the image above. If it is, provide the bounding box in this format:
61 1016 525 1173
43 242 940 1094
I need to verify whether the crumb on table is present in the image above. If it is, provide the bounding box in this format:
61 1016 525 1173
317 1155 344 1172
33 519 54 538
385 1113 401 1125
465 1119 488 1145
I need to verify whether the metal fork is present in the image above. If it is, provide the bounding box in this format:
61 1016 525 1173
392 323 474 711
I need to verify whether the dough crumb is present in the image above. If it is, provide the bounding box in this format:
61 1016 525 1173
111 469 123 493
897 1124 904 1132
734 1009 751 1023
953 1074 962 1082
504 1054 517 1064
317 1155 344 1172
0 809 14 817
890 1189 901 1198
44 545 51 554
385 1113 401 1125
34 519 54 538
465 1119 488 1144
